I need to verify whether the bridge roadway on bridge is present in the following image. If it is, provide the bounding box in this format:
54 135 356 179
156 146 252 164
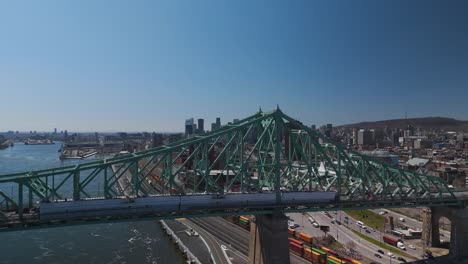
112 162 311 264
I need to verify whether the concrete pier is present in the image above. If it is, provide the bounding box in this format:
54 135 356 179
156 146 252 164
248 214 290 264
428 207 468 260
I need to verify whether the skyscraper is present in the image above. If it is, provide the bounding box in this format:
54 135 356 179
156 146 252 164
185 118 194 137
211 117 222 131
197 119 204 134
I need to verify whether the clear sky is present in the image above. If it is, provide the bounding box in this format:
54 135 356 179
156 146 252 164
1 1 467 132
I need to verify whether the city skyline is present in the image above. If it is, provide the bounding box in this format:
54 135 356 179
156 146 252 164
1 1 468 132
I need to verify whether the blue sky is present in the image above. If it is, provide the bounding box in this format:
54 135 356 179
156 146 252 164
1 1 467 132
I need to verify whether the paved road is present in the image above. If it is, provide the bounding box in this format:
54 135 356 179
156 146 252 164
370 209 451 240
288 212 415 264
184 219 233 264
190 216 310 264
338 211 424 259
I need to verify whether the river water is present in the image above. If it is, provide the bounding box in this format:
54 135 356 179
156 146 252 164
0 142 185 264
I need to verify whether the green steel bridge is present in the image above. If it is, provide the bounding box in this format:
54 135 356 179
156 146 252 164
0 108 464 230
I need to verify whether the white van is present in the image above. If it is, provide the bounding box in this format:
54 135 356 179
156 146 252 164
397 241 406 250
356 221 364 227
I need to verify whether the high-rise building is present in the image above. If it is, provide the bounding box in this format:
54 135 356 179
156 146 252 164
324 124 332 137
54 128 57 134
197 119 204 134
352 128 358 145
185 118 194 137
358 129 374 145
404 130 410 138
311 125 316 130
233 119 239 124
211 117 222 131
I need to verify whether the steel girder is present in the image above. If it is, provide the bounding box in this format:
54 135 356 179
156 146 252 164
0 108 459 217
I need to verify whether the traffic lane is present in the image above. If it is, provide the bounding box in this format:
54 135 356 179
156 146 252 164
288 212 393 264
184 219 230 264
340 211 423 259
309 211 420 263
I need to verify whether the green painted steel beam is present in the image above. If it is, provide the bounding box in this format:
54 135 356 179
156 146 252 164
0 108 461 224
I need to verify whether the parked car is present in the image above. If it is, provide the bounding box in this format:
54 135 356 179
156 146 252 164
312 222 319 228
408 244 416 250
387 252 395 258
365 229 371 234
399 217 405 222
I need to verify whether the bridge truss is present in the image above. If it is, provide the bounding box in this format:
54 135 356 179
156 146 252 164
0 108 460 227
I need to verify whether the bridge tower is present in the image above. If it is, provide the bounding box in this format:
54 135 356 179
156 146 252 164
248 214 290 264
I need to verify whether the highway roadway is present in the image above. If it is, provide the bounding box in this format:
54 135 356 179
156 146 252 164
338 211 425 259
183 218 243 264
189 216 310 264
287 212 416 264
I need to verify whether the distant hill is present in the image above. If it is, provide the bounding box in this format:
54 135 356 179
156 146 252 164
336 117 468 132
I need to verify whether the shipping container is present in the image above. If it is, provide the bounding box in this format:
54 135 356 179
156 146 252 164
343 255 353 263
311 251 320 263
328 249 338 257
327 258 341 264
239 218 249 224
321 246 330 253
298 232 313 244
288 228 296 237
327 255 345 264
351 260 362 264
289 237 303 246
312 248 327 264
312 247 327 255
304 247 313 261
289 241 304 257
240 216 250 222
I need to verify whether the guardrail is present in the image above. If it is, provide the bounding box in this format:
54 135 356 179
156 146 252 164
160 220 203 264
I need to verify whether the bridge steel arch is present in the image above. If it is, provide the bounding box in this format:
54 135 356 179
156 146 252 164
0 108 461 229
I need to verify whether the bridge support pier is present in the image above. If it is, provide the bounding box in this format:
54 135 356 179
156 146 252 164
428 207 468 260
248 213 290 264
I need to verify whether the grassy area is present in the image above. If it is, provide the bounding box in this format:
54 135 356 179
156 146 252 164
344 209 385 231
351 230 415 260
